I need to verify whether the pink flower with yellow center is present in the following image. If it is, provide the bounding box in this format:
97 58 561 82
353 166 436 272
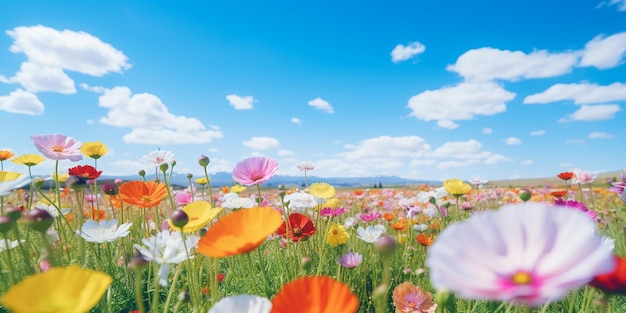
31 133 83 161
232 156 279 186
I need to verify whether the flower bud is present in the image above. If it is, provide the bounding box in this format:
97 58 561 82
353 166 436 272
159 162 169 172
178 291 191 303
198 155 210 167
171 160 177 167
128 252 150 270
4 206 22 221
519 189 532 202
0 216 16 234
375 235 397 256
301 256 312 272
24 208 54 232
170 210 189 228
33 177 46 188
186 173 193 179
138 170 146 178
102 183 119 196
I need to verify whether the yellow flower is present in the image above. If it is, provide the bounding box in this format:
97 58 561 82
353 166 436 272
0 150 14 161
326 223 349 247
169 200 223 233
195 177 209 185
1 265 112 313
11 154 46 167
231 184 246 193
52 172 70 183
80 141 108 159
323 197 341 208
309 182 336 199
0 171 21 182
443 178 471 197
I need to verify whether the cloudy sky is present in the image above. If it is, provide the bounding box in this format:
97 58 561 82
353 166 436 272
0 1 625 182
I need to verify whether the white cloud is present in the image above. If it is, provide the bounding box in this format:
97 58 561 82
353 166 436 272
431 139 492 159
340 136 431 160
482 127 493 134
504 137 522 145
437 160 479 170
559 162 574 167
559 104 621 122
226 94 254 110
524 82 626 105
308 97 334 114
0 89 44 115
484 154 511 164
579 32 626 69
242 136 280 150
567 139 586 145
391 41 426 63
588 132 615 139
97 86 223 144
410 159 436 166
290 117 302 125
437 120 459 129
604 0 626 11
447 47 578 82
407 82 514 122
530 130 546 136
10 62 75 94
520 160 533 165
277 149 293 156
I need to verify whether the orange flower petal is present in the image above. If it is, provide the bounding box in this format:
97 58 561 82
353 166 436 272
270 276 359 313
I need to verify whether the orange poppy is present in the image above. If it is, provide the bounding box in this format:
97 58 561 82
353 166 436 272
551 190 568 198
270 276 359 313
0 150 14 161
353 189 364 196
221 186 229 194
84 208 106 221
391 219 407 231
197 207 282 258
383 213 395 221
119 181 168 208
416 233 434 246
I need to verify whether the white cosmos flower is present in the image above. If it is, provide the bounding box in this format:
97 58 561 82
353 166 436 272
221 192 257 210
296 161 315 172
33 202 71 218
134 230 199 286
139 149 176 167
0 239 24 253
356 224 387 243
77 219 133 243
283 191 322 212
427 202 615 307
208 294 272 313
0 174 30 197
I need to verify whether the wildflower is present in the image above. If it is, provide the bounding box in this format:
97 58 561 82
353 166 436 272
375 235 397 256
31 133 83 161
168 201 222 233
77 219 132 243
80 141 108 159
320 207 347 217
426 202 615 306
0 265 112 313
442 179 471 197
338 252 363 269
52 172 70 183
571 169 595 184
198 207 282 257
589 254 626 295
309 182 336 199
357 224 386 243
101 183 118 196
208 294 272 313
231 184 246 193
392 281 437 313
459 201 473 210
283 191 321 212
0 150 14 162
195 177 209 185
11 153 46 167
554 198 596 220
608 170 626 194
296 161 315 172
232 156 279 186
134 230 199 286
383 213 395 221
119 180 168 208
557 171 574 181
0 172 30 197
277 213 316 242
359 212 382 222
326 223 349 247
270 276 359 313
344 217 357 228
518 188 532 202
416 233 434 246
24 208 54 232
139 149 175 168
68 165 102 180
550 190 567 198
174 190 192 206
220 192 257 210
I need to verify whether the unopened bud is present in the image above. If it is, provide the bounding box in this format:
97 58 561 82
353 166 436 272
0 216 15 234
24 208 54 232
4 206 22 221
170 210 189 228
519 189 532 202
198 155 210 168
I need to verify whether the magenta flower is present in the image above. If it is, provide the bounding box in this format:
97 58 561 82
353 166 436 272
358 212 382 222
427 202 615 307
174 191 192 206
554 198 596 220
338 252 363 269
608 171 626 194
320 207 347 217
31 134 82 161
232 157 279 186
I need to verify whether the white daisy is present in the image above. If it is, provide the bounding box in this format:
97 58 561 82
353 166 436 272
356 224 387 243
77 219 133 243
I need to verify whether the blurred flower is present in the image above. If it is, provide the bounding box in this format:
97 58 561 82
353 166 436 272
296 161 315 172
270 276 359 313
174 190 192 206
459 201 473 210
608 171 626 194
198 207 282 257
309 182 336 199
119 181 168 208
168 201 222 233
571 168 595 184
589 254 626 295
0 150 14 161
392 281 437 313
0 265 112 313
557 171 574 181
11 154 45 167
443 179 471 197
33 202 71 218
320 207 347 217
277 213 316 242
207 294 272 313
359 212 382 222
31 133 83 161
357 224 386 243
550 190 567 198
0 239 24 253
134 230 199 286
344 217 357 228
326 223 349 247
52 172 69 183
0 171 20 182
232 156 279 186
471 177 488 187
426 202 615 306
77 219 132 243
0 172 30 197
68 165 102 180
416 233 434 247
139 149 175 167
101 183 118 196
80 141 108 160
283 191 321 212
221 192 257 210
554 198 596 220
338 252 363 269
195 177 209 185
231 184 246 193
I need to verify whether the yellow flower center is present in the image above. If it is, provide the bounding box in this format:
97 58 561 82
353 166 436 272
293 227 302 237
141 195 152 203
52 145 64 152
511 271 532 285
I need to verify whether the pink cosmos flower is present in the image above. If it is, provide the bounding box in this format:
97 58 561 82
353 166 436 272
232 156 279 186
358 212 381 222
427 202 615 307
338 252 363 269
174 191 192 206
608 171 626 194
320 207 347 217
554 198 596 220
31 134 82 161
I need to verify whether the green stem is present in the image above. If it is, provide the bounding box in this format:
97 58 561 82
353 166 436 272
163 263 183 312
2 237 17 285
13 227 34 274
134 269 147 313
203 167 214 207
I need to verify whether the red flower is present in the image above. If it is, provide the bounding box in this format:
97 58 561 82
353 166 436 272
557 172 574 181
589 255 626 295
68 165 102 180
276 213 316 242
550 190 568 198
217 273 225 283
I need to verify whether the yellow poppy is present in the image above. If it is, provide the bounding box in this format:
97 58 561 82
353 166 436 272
231 184 246 193
326 223 349 247
11 154 46 167
169 201 223 233
1 265 112 313
309 182 336 199
80 141 108 159
443 178 471 197
195 177 209 185
0 171 21 182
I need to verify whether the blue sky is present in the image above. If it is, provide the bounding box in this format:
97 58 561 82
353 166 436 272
0 1 625 182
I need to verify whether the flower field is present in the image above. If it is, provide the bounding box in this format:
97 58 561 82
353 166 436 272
0 134 626 313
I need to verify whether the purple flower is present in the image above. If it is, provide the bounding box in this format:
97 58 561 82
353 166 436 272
554 198 596 220
31 133 82 161
338 252 363 269
320 207 347 217
608 171 626 194
232 157 279 186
